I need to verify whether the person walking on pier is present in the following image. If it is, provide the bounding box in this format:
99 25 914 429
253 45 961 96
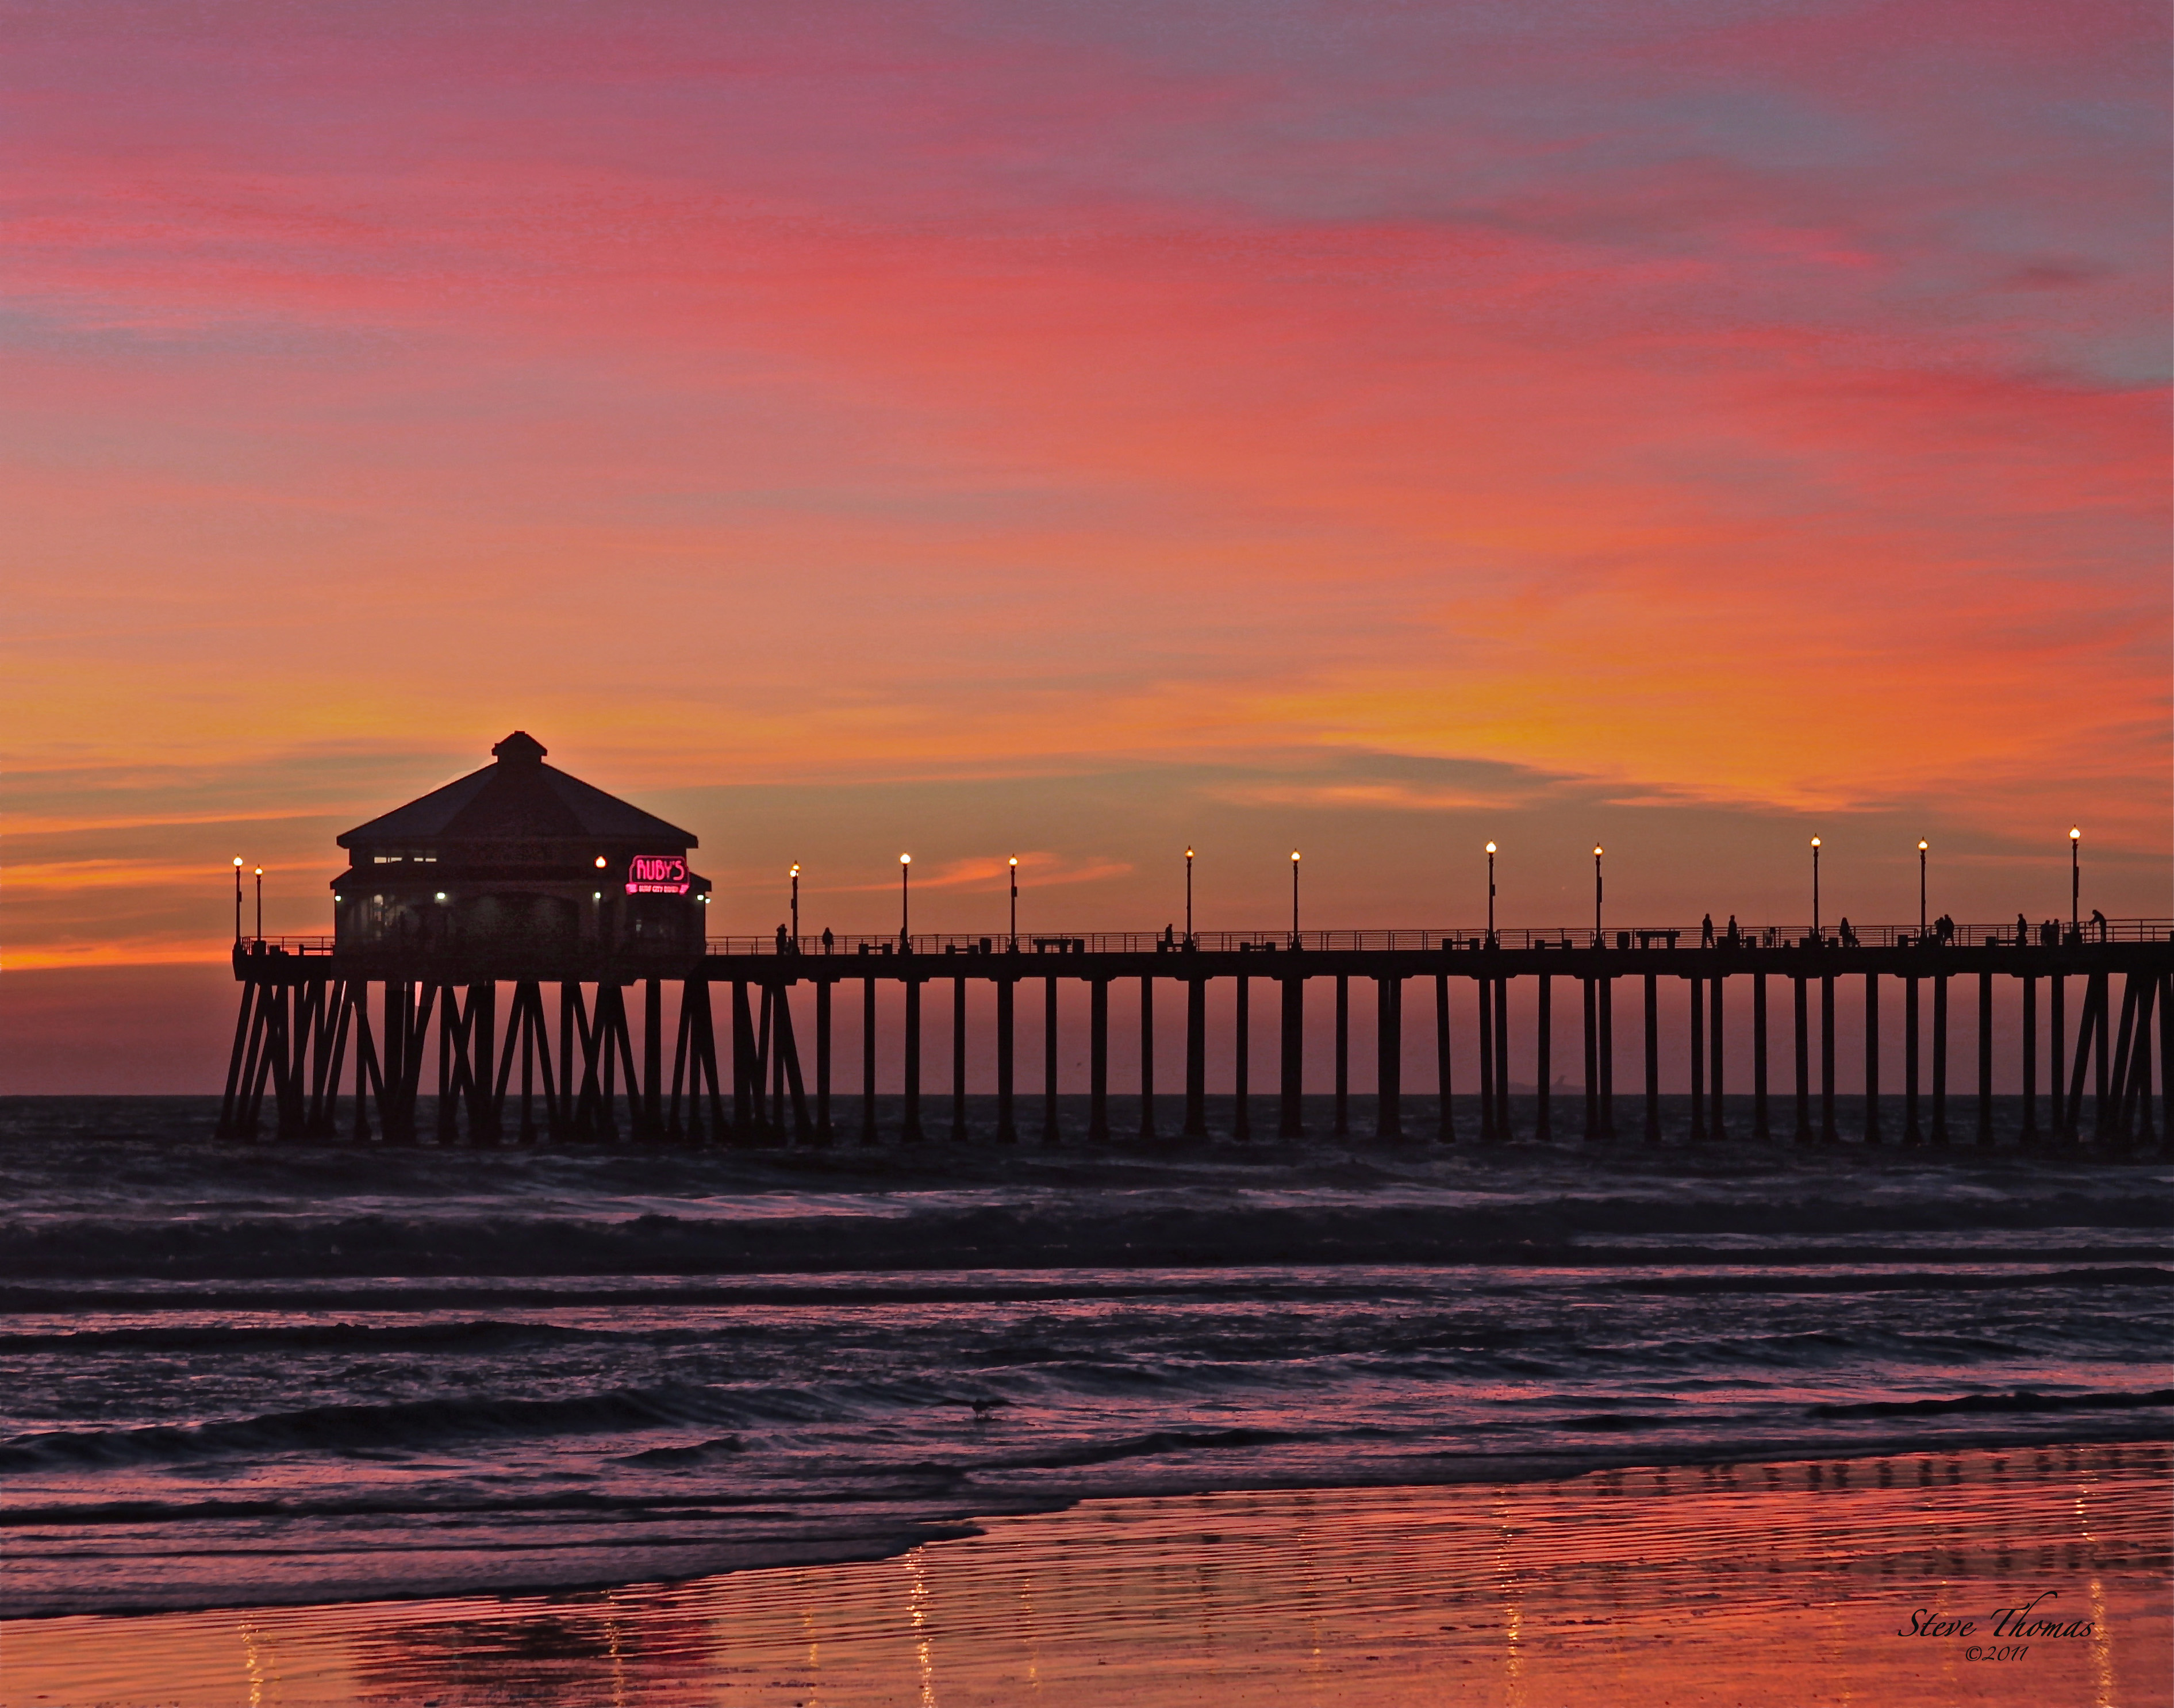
2016 914 2029 948
1839 918 1857 947
1726 914 1740 947
1702 914 1715 947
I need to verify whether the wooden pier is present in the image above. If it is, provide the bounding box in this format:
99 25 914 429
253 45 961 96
212 734 2174 1156
218 926 2173 1156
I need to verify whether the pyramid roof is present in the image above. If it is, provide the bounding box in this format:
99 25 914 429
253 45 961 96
336 732 698 849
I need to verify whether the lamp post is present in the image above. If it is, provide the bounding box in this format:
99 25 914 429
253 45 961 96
789 864 800 947
254 867 263 939
1184 847 1194 944
232 856 244 943
900 854 911 947
1916 841 1927 937
1485 842 1497 944
2069 827 2080 936
1593 846 1604 945
1810 838 1822 941
1290 850 1301 946
1008 856 1019 947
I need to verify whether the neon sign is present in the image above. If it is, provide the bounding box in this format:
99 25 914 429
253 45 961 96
625 855 689 895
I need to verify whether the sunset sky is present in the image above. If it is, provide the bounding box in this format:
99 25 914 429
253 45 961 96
3 0 2167 1087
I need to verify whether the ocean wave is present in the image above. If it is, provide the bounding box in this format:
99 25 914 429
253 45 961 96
1808 1388 2174 1419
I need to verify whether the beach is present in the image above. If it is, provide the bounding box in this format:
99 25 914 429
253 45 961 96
6 1441 2165 1706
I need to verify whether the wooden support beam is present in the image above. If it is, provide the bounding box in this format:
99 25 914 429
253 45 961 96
1582 976 1599 1141
862 976 878 1144
731 981 758 1141
2049 974 2067 1146
1141 974 1158 1141
1642 973 1661 1144
994 977 1016 1144
1279 974 1303 1139
1792 974 1811 1146
1184 978 1207 1139
2103 972 2138 1149
1688 975 1706 1142
1599 973 1615 1137
1931 973 1949 1146
1234 974 1251 1141
1477 974 1496 1143
1820 974 1838 1144
1375 975 1401 1141
630 978 654 1140
1708 973 1725 1141
1534 974 1551 1141
1044 975 1062 1145
1862 973 1881 1145
952 975 969 1142
1089 977 1110 1143
2021 975 2038 1145
1435 973 1454 1145
1334 976 1350 1137
1752 973 1769 1141
1903 975 1922 1147
815 977 834 1144
1493 976 1512 1141
902 977 924 1143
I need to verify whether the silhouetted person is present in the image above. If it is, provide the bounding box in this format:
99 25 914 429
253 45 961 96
821 927 834 953
1726 914 1740 946
2091 908 2107 942
1937 914 1954 945
1839 917 1857 947
2015 914 2029 947
1701 914 1715 947
775 923 789 953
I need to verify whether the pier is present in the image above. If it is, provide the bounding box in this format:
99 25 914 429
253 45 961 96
214 735 2173 1154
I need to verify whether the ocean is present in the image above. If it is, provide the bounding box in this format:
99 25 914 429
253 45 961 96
3 1095 2168 1622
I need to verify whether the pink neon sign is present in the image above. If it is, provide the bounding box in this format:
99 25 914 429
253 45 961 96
625 855 689 895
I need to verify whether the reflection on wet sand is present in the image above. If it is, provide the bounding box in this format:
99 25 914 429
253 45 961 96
10 1442 2167 1707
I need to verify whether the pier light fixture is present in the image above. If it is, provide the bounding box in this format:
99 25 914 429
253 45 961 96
1917 840 1929 936
1184 847 1194 943
436 891 448 902
594 855 606 869
900 853 912 946
2069 827 2080 934
1008 856 1019 947
1810 838 1822 938
789 864 801 946
1485 842 1497 942
1290 850 1301 946
1592 846 1604 943
233 857 244 943
253 868 263 940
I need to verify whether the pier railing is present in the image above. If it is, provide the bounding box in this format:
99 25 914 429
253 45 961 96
233 919 2174 961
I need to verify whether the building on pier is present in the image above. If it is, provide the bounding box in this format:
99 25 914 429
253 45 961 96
331 731 709 978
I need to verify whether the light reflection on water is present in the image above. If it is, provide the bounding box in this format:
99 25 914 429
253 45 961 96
7 1442 2165 1707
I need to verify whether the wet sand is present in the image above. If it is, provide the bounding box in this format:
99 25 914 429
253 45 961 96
6 1441 2165 1707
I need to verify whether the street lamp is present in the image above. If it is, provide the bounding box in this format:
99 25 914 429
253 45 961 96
1290 850 1301 945
2069 827 2080 936
254 867 263 939
1810 838 1822 941
1916 841 1927 937
1184 847 1194 945
789 864 800 947
232 856 244 943
1485 842 1497 943
900 854 911 947
1008 856 1019 947
1592 846 1604 945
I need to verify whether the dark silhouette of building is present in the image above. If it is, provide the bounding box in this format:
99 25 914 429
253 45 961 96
331 731 708 978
